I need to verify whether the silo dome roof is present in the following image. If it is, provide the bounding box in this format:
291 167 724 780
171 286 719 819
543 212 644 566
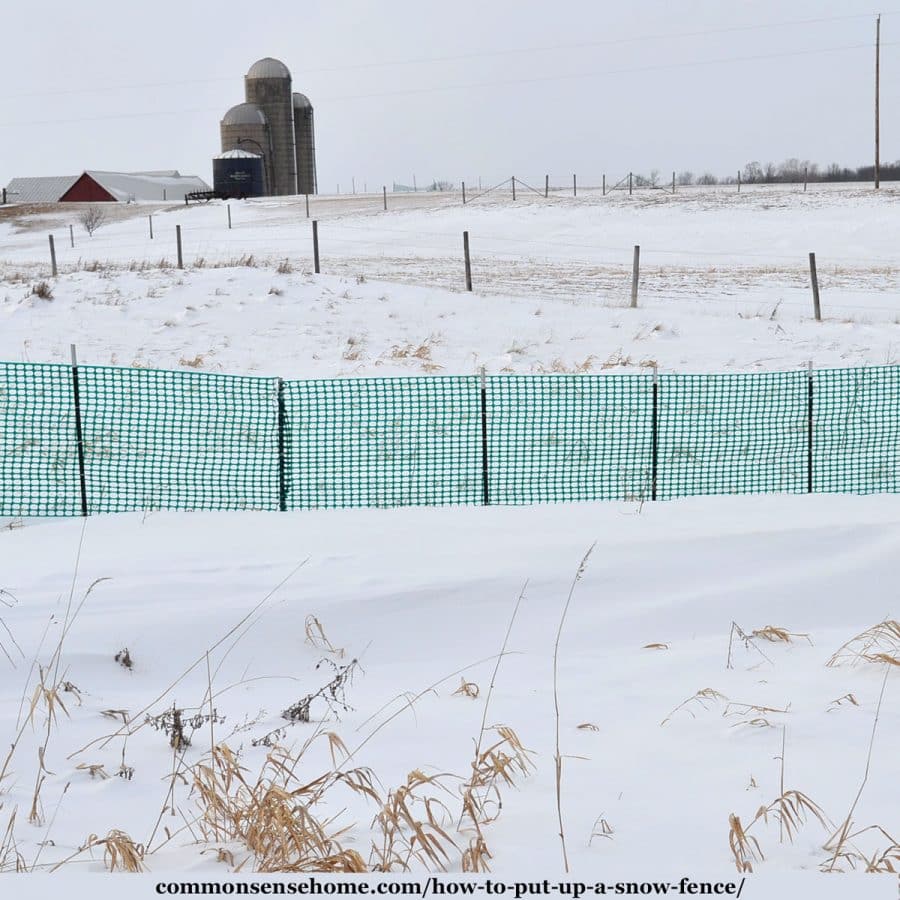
247 57 291 80
214 149 262 160
221 103 267 126
292 93 312 108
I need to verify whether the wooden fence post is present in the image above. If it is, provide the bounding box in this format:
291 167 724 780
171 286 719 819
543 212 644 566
176 225 183 269
463 231 472 292
462 181 466 205
305 193 310 218
737 171 741 193
227 205 232 229
312 220 320 274
545 174 549 198
69 224 74 248
573 173 577 197
630 244 640 308
629 172 633 195
383 185 387 210
49 234 57 277
809 252 821 321
602 174 606 196
511 176 516 201
149 214 154 239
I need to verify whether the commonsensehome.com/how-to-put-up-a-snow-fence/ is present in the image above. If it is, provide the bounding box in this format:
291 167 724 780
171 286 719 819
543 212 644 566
1 358 898 517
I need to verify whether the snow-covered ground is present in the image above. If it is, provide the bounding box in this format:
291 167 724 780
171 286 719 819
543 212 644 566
0 187 897 889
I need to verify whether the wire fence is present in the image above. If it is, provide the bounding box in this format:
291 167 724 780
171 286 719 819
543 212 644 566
1 360 898 517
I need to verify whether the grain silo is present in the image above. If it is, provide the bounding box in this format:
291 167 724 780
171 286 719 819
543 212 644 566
244 58 296 196
220 102 272 194
293 93 317 195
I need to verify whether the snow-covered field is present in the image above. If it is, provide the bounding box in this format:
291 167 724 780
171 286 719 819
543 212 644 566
0 186 897 892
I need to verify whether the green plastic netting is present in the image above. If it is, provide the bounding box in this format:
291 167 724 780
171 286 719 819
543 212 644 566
0 361 897 516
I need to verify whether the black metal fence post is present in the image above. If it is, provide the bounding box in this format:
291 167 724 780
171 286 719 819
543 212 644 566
480 367 489 505
70 344 88 517
807 361 814 493
651 365 659 501
276 378 287 511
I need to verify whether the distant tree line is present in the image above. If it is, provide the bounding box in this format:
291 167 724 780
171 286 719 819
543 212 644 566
666 158 900 186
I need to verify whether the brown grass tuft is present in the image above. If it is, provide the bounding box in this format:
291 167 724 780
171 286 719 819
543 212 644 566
304 615 345 659
370 769 458 872
193 744 366 872
452 679 480 699
826 620 899 668
751 626 811 645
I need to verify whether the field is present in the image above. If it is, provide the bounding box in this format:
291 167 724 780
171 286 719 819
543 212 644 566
0 185 897 887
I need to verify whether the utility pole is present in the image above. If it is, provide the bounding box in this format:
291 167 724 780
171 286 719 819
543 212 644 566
875 13 881 190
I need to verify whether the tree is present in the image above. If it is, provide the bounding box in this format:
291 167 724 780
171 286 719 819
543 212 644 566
742 161 763 184
79 205 108 237
696 173 718 185
676 171 694 186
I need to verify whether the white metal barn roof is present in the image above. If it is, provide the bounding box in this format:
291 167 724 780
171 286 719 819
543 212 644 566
85 171 211 202
5 176 79 203
4 171 211 203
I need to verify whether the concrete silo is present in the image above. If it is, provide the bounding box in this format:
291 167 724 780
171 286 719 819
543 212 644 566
293 93 317 195
244 58 296 196
220 102 272 195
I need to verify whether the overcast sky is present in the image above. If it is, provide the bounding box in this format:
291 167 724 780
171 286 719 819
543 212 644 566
0 1 893 189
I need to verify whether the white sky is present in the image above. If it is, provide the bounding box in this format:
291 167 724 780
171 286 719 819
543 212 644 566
0 1 893 189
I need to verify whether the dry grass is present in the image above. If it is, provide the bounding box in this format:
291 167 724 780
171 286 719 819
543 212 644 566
452 679 480 699
193 745 365 873
750 626 812 645
729 790 829 872
52 829 146 872
304 615 345 659
458 583 530 873
0 811 25 872
826 620 899 668
342 337 365 361
179 354 205 369
370 769 458 871
30 281 53 300
660 688 728 725
552 544 596 873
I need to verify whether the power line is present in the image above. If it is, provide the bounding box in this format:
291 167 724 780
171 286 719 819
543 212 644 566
0 10 893 103
0 38 890 127
320 40 897 103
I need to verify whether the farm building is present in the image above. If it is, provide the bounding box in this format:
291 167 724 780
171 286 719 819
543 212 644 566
216 57 317 197
3 170 210 203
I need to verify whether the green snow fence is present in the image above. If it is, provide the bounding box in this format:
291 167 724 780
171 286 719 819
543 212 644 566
0 361 898 516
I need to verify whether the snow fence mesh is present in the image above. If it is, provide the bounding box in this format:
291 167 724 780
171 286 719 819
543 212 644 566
1 362 898 516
